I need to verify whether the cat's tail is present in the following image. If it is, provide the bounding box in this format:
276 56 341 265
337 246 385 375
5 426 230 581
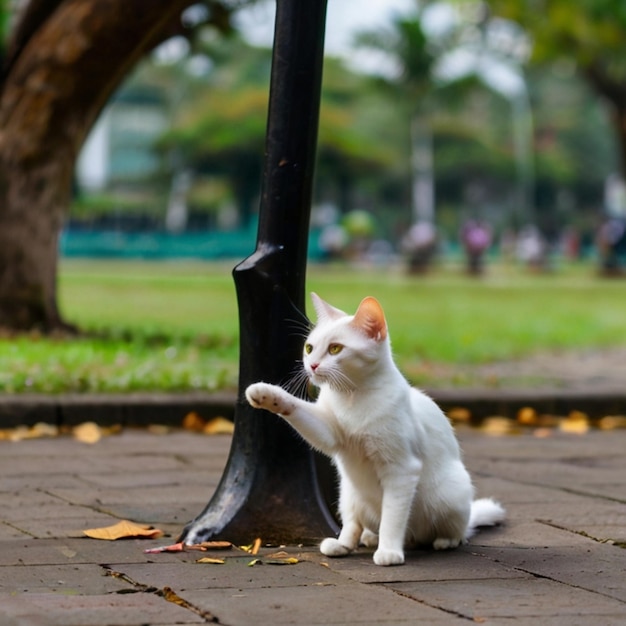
467 498 506 538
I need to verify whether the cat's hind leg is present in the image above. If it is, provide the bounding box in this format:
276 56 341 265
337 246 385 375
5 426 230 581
433 537 464 550
359 528 378 548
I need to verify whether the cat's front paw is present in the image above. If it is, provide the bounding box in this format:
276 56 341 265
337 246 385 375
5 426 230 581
373 548 405 566
320 537 352 558
245 383 295 416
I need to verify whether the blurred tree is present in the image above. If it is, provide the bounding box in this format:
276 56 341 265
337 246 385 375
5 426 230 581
157 41 395 225
0 0 250 331
486 0 626 177
355 12 440 224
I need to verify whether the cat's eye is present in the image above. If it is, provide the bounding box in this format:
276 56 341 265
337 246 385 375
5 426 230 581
304 343 313 354
328 343 343 355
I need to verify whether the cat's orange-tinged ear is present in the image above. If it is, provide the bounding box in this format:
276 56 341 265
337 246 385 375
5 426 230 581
352 296 387 341
311 292 346 323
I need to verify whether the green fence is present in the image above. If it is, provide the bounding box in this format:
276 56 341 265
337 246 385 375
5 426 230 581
60 229 325 260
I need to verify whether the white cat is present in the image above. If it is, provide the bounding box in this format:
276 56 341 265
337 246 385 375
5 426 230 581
246 293 505 566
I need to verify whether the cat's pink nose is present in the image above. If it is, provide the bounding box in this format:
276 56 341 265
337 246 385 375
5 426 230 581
310 363 319 372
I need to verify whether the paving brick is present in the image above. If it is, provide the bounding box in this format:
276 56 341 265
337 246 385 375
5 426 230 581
7 513 121 539
0 563 131 594
1 427 625 625
113 557 351 592
0 538 175 566
0 591 206 626
477 543 626 602
386 578 626 621
183 583 452 624
313 547 525 584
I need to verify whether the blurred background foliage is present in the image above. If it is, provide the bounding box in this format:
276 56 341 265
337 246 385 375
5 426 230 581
2 0 626 392
68 0 623 260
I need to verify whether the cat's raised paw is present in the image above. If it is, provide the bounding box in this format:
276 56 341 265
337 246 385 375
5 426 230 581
373 548 405 566
245 383 294 416
320 538 351 558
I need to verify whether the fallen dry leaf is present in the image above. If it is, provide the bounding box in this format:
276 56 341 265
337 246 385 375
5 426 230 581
144 540 233 554
533 427 553 439
83 520 164 540
3 423 58 441
517 406 537 426
559 411 590 435
447 407 471 423
251 537 262 555
240 537 262 554
480 416 520 436
203 417 234 435
196 557 225 564
265 550 291 559
73 422 103 444
598 415 626 430
198 540 233 550
265 557 299 565
147 424 171 435
182 411 206 432
144 542 185 554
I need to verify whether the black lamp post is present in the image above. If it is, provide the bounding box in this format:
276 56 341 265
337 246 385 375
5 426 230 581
179 0 338 546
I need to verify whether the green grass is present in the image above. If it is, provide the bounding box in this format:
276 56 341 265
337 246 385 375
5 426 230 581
1 258 625 393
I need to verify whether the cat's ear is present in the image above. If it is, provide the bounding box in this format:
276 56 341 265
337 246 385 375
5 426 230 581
352 296 387 342
310 292 346 323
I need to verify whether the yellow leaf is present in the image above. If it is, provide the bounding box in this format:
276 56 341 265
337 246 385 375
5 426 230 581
182 411 206 432
533 427 553 439
240 537 262 554
197 540 233 550
203 417 234 435
73 422 102 444
265 550 290 559
447 407 471 423
480 417 518 436
559 411 590 435
265 557 299 565
250 537 262 555
517 406 537 426
598 415 626 430
147 424 171 435
8 426 32 441
196 557 225 564
83 520 164 540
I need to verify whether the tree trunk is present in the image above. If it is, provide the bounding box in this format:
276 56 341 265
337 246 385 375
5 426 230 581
409 114 434 223
584 63 626 181
0 0 212 330
612 104 626 181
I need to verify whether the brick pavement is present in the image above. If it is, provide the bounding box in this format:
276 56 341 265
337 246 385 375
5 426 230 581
1 427 625 625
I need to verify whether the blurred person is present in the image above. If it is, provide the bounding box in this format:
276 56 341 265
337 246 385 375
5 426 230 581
461 219 492 275
401 221 437 274
597 218 626 276
516 224 545 270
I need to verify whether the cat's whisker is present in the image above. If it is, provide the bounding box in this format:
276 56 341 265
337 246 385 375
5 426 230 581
285 316 313 340
282 361 312 399
327 368 355 393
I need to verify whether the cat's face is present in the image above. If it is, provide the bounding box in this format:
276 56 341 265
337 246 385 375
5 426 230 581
303 294 388 391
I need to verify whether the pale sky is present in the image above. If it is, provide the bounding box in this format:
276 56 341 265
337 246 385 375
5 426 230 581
235 0 416 68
